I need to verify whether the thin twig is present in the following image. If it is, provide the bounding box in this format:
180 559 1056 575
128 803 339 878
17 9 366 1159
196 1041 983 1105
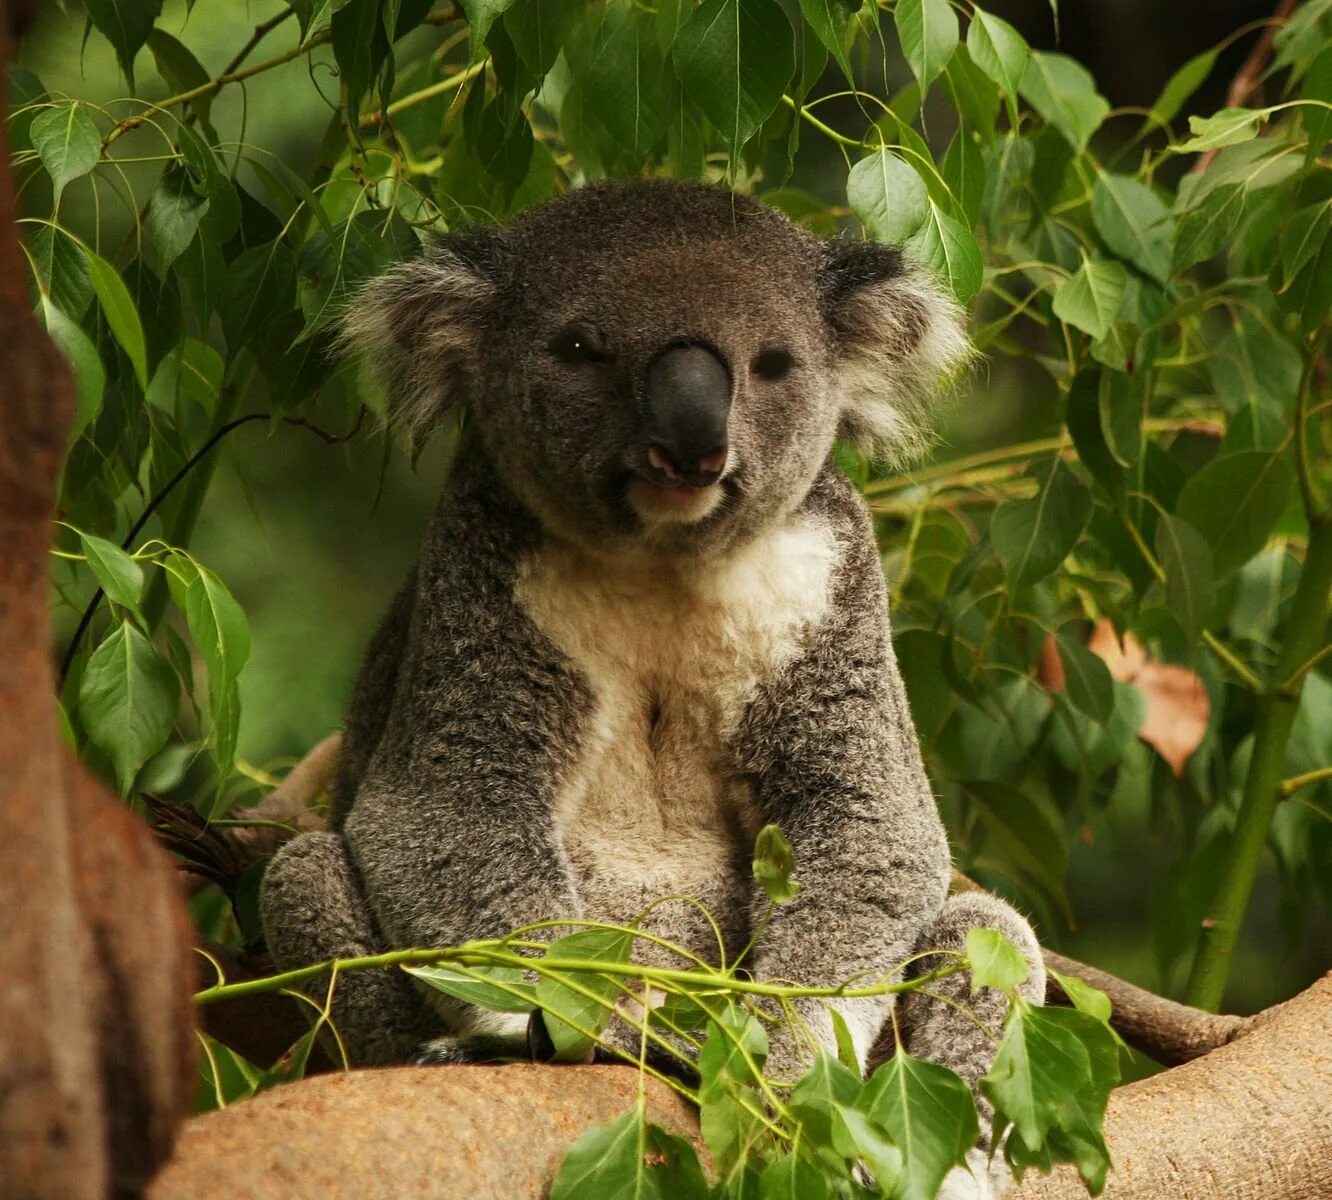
1193 0 1299 173
58 408 365 682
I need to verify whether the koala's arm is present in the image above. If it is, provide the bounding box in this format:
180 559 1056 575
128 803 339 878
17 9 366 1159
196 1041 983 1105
342 452 590 954
737 471 950 1074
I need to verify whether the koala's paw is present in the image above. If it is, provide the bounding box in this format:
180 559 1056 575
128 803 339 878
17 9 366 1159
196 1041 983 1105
936 1149 1013 1200
414 1036 504 1066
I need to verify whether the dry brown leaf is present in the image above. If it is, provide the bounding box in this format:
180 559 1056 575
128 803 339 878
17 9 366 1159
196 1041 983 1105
1088 619 1210 776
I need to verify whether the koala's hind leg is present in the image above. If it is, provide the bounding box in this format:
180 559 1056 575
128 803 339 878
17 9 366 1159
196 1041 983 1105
887 892 1046 1200
261 830 441 1066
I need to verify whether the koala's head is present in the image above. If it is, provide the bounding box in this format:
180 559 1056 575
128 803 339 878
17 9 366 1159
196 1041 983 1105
344 180 968 558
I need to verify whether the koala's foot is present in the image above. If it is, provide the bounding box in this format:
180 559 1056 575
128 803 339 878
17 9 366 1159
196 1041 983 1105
894 891 1045 1105
417 1009 543 1066
937 1148 1014 1200
261 830 441 1066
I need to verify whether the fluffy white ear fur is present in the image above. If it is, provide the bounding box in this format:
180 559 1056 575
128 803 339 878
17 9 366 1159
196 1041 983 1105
338 250 495 443
833 272 973 467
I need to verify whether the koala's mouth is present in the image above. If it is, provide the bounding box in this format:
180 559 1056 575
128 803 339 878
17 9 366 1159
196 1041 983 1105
616 467 741 530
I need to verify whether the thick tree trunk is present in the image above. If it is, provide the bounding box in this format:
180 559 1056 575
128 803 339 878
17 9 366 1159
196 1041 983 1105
0 3 197 1197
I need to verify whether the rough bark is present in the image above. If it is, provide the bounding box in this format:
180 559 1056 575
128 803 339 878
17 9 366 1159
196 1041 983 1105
0 3 197 1196
147 1065 702 1200
148 976 1331 1200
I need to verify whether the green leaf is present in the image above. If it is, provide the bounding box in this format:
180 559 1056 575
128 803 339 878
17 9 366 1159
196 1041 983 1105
1301 45 1332 162
179 561 251 777
981 1003 1118 1192
1148 48 1216 126
570 4 671 158
1282 212 1332 331
84 248 148 389
79 531 143 618
1052 255 1126 340
30 101 101 201
699 1004 769 1097
146 338 224 420
965 927 1030 994
458 0 519 61
753 823 801 904
406 963 536 1011
298 210 416 336
78 621 179 795
991 459 1092 590
85 0 164 88
221 243 298 351
41 299 104 439
1280 201 1332 287
758 1153 829 1200
27 224 92 318
1054 631 1114 722
504 0 579 78
1176 451 1295 578
847 149 929 245
943 44 1000 139
860 1052 976 1200
1019 52 1108 153
673 0 796 160
960 781 1069 912
1173 181 1246 270
827 1104 903 1192
1178 107 1270 152
790 1049 863 1110
1048 969 1113 1024
1154 513 1213 644
1098 368 1141 467
534 927 633 1061
1209 313 1302 420
1091 173 1175 284
798 0 856 83
906 199 983 304
146 30 216 134
965 8 1028 119
148 163 209 269
551 1108 710 1200
941 130 985 227
894 0 958 92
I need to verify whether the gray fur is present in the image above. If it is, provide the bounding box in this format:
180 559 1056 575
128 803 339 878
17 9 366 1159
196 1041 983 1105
261 180 1035 1195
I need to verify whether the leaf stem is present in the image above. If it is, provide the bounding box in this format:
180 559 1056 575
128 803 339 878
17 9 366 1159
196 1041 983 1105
105 34 334 149
193 941 967 1007
1279 765 1332 799
358 59 486 127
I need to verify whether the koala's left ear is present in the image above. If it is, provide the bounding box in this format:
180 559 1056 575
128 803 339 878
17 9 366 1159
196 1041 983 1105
339 229 506 441
818 239 972 465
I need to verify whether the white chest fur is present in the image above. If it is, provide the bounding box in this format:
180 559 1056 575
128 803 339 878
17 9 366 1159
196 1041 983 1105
513 517 836 959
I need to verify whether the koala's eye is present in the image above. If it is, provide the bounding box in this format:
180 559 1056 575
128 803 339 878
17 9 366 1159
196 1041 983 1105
751 347 794 381
549 328 612 367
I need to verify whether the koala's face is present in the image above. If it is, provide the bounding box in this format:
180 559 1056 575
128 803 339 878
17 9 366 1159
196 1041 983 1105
347 181 966 559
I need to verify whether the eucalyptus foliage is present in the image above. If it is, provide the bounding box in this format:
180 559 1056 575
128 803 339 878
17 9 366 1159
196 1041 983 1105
9 0 1332 1193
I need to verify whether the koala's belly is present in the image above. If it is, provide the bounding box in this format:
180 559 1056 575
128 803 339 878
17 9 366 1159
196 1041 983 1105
514 517 837 965
558 681 761 965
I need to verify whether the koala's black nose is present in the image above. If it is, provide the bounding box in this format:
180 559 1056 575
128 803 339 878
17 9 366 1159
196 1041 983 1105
643 344 731 487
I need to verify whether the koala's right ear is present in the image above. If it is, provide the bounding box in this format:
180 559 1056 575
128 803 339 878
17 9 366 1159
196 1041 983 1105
339 230 505 440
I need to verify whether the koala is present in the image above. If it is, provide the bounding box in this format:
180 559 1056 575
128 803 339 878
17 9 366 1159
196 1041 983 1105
261 180 1044 1198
